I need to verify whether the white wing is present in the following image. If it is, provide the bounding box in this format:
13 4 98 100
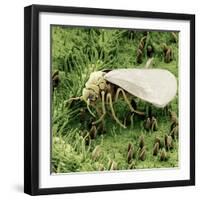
104 68 177 108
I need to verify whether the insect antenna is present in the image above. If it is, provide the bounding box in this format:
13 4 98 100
64 96 82 107
65 96 96 118
65 96 81 103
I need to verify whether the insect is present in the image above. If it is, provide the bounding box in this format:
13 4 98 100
67 68 177 128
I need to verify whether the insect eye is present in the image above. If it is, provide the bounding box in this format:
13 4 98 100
88 94 94 100
88 93 98 101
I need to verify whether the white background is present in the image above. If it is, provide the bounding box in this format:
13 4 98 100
0 0 199 199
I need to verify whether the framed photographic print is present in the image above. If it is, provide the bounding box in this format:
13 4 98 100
24 4 195 195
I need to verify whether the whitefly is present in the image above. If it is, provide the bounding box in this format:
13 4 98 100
66 68 177 128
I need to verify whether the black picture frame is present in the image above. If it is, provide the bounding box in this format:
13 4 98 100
24 4 195 196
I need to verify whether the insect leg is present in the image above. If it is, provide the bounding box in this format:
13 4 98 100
115 88 145 116
86 99 96 118
107 93 126 128
130 113 134 129
115 89 121 102
91 104 105 133
92 91 106 125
